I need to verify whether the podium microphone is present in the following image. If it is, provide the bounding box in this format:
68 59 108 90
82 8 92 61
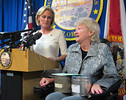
26 32 42 46
19 32 42 50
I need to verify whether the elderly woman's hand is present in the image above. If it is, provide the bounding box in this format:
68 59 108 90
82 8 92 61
39 77 54 87
91 84 103 94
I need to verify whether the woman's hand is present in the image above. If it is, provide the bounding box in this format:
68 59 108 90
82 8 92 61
48 57 57 62
48 54 67 62
91 84 103 94
39 77 54 87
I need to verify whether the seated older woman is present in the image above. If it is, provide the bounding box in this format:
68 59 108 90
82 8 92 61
40 17 119 100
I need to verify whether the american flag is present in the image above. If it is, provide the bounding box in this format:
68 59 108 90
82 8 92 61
21 0 33 30
28 0 33 29
21 0 28 30
20 0 33 50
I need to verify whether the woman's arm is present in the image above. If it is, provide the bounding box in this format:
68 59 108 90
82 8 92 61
95 44 119 89
58 30 67 62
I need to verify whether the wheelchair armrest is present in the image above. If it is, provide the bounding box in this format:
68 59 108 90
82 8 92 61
89 79 121 98
33 82 54 98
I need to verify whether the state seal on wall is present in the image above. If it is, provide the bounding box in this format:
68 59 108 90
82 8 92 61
44 0 103 40
0 49 12 69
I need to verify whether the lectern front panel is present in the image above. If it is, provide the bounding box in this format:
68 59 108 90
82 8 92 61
1 70 22 100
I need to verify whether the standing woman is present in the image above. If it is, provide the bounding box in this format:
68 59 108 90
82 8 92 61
33 6 67 62
31 6 67 83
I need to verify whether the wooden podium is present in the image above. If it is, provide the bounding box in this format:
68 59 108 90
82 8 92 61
0 49 59 100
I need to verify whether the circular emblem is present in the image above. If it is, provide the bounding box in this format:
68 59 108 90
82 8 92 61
45 0 103 40
0 49 11 69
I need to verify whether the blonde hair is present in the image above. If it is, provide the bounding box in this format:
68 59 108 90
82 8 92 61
75 17 100 42
35 6 55 28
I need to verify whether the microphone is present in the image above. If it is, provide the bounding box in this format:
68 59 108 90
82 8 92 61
26 32 42 47
21 27 36 38
0 27 36 40
20 32 42 49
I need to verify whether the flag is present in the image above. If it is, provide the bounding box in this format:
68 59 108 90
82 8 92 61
28 0 33 29
120 0 126 66
103 0 109 39
104 0 126 100
21 0 33 30
19 0 28 50
20 0 33 50
21 0 28 30
120 1 126 99
104 0 123 43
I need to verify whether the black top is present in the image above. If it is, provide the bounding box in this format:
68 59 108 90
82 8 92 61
81 49 87 59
